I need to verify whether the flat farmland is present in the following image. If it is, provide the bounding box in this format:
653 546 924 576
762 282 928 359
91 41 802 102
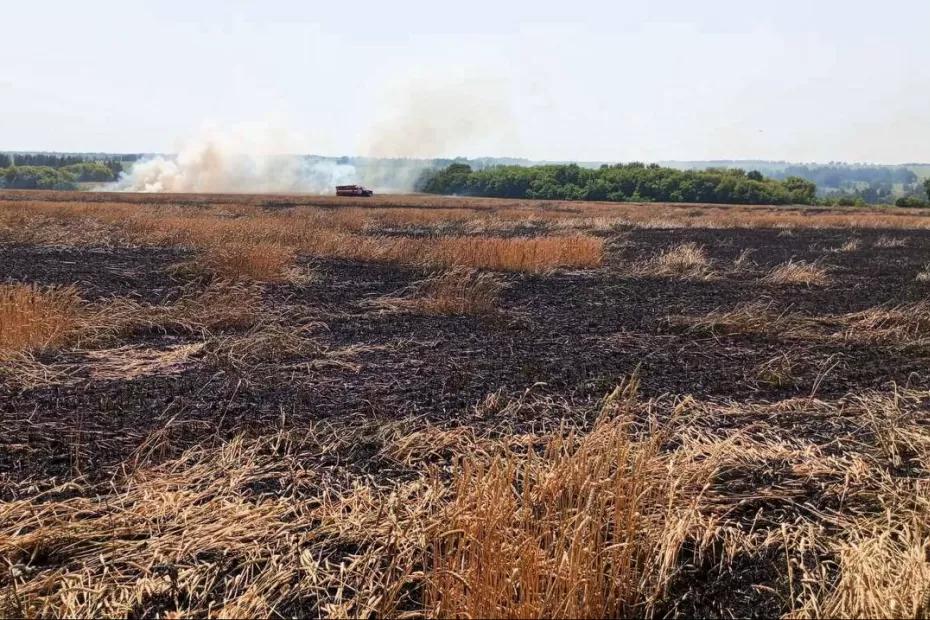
3 190 930 618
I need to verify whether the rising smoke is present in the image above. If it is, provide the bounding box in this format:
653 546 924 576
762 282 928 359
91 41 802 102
363 75 518 160
114 73 518 194
113 127 358 193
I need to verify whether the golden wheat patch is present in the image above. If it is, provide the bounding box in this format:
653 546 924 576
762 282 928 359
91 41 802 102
0 284 83 357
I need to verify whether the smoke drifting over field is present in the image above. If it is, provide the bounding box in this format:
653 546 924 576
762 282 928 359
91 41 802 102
363 75 518 159
114 73 516 194
114 129 358 193
114 129 439 195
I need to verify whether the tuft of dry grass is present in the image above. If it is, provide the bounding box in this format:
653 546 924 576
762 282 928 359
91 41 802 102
395 268 504 316
83 343 205 382
0 422 449 618
752 353 800 389
200 322 323 371
799 502 930 619
426 383 715 618
763 259 829 287
0 284 83 357
672 300 930 350
201 242 296 282
834 238 862 253
654 242 710 276
85 283 265 343
634 242 713 280
731 247 756 270
374 234 604 273
837 301 930 345
917 264 930 283
668 301 810 339
873 235 908 248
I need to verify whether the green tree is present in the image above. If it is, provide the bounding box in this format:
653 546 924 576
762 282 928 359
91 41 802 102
2 166 77 190
61 162 116 182
783 176 817 204
418 163 818 205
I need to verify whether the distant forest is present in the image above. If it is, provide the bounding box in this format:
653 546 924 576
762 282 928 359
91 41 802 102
417 163 819 205
2 151 929 206
0 153 138 190
662 161 927 205
768 164 920 204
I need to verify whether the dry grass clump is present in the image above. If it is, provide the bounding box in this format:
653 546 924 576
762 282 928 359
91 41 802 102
0 283 83 357
763 259 829 287
201 242 296 282
83 343 205 382
731 247 755 270
673 300 930 349
635 242 713 279
0 419 460 619
201 322 323 371
414 235 603 272
668 301 811 339
833 238 862 253
796 494 930 619
752 353 800 389
836 301 930 345
916 264 930 283
86 283 264 343
0 281 309 388
322 234 604 273
427 390 713 618
479 234 601 271
163 284 265 333
873 234 909 248
672 389 930 619
385 268 504 316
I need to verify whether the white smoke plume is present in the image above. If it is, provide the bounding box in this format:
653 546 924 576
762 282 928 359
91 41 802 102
363 74 519 159
113 72 518 194
114 126 357 193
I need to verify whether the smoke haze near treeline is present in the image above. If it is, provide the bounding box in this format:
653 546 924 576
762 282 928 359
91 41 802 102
113 140 441 194
113 72 520 194
113 127 358 193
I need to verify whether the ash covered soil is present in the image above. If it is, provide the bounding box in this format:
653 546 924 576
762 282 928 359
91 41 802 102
4 227 930 479
3 225 930 617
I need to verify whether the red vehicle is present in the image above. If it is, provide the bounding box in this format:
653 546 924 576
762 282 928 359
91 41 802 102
335 184 374 197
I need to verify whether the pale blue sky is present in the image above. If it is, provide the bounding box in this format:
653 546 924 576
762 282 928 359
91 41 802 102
4 0 929 162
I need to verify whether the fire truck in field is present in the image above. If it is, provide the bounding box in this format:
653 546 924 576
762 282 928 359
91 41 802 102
335 185 374 197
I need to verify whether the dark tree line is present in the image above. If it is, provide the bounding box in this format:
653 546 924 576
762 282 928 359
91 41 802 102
417 163 818 205
10 154 88 168
1 166 78 190
0 163 121 189
0 153 135 189
4 154 125 176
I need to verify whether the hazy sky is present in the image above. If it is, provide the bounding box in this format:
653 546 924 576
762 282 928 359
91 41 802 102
5 0 929 163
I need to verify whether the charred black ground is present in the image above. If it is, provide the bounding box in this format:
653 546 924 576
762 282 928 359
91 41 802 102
3 220 930 617
4 226 929 479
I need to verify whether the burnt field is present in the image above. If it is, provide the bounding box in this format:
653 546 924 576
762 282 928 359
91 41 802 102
3 191 930 618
